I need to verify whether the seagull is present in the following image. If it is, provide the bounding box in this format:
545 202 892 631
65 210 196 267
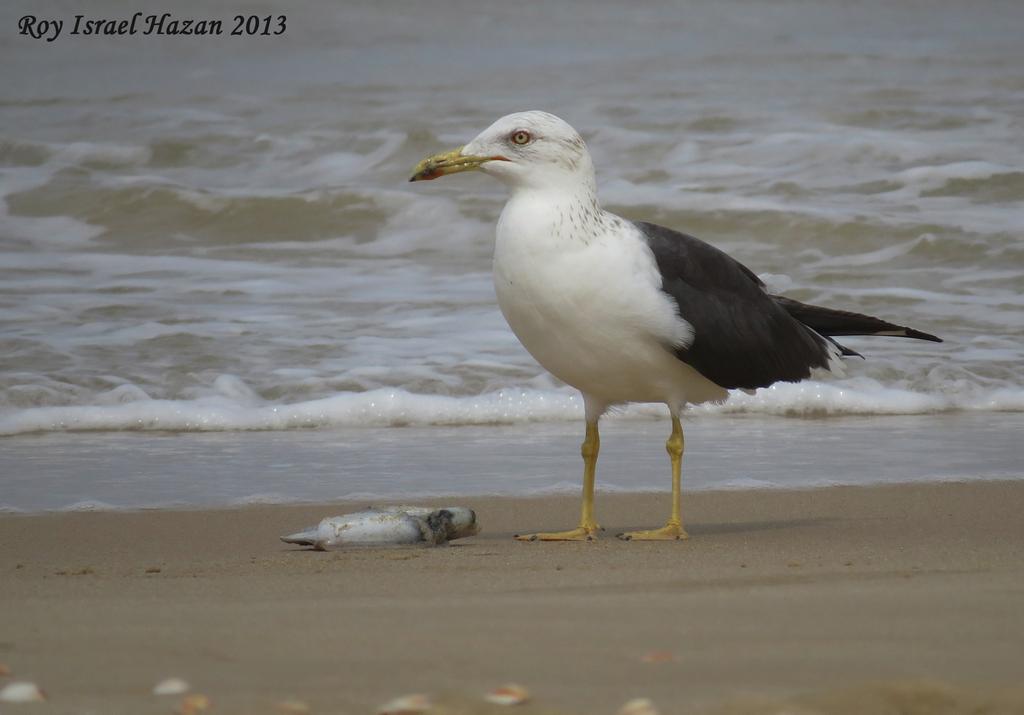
409 111 941 542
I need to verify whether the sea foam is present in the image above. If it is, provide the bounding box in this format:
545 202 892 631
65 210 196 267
2 376 1023 436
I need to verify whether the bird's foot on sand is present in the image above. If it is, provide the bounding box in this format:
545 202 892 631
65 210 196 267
617 523 688 541
514 525 601 542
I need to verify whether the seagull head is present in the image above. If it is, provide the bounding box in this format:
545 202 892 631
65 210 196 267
410 111 594 192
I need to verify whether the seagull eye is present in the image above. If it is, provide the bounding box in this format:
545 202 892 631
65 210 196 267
510 130 532 146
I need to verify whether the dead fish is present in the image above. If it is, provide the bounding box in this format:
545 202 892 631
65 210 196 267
281 511 440 548
378 506 479 540
281 506 478 549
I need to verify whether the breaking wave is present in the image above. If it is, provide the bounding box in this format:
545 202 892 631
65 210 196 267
2 377 1022 436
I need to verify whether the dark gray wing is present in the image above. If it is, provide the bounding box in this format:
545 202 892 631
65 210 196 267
636 221 832 389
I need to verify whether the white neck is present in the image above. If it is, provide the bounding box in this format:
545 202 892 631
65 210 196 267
497 168 613 248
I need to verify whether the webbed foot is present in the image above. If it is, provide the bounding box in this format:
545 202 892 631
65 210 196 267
617 523 688 541
515 525 601 542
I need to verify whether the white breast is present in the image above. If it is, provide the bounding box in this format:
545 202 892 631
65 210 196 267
492 192 727 409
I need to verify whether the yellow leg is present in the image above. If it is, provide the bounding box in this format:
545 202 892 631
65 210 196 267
618 416 689 541
516 421 601 541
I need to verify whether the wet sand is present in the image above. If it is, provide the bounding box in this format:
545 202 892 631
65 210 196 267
1 481 1022 714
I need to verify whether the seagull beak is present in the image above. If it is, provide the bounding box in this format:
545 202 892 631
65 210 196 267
408 146 506 182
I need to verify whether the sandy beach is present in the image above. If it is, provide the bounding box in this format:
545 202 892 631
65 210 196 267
3 0 1023 712
2 481 1023 714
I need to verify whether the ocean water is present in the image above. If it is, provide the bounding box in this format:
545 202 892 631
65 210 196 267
1 0 1022 510
2 414 1022 512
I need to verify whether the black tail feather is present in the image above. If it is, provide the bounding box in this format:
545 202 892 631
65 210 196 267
773 295 942 343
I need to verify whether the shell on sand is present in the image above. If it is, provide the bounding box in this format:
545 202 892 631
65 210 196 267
281 506 479 549
378 693 432 715
277 698 312 714
153 677 191 696
618 698 660 715
484 684 531 706
0 681 47 702
179 693 211 714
